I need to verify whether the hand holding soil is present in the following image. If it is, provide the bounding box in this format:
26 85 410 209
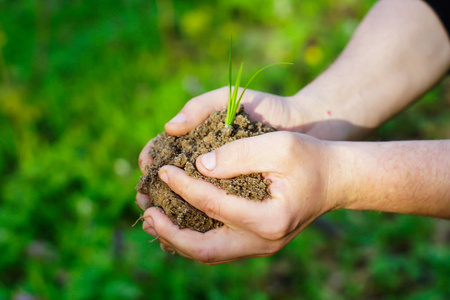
135 86 450 265
136 87 325 213
138 125 450 264
135 0 450 266
156 86 311 138
136 87 314 224
136 107 277 232
135 87 337 262
139 131 336 264
135 86 327 232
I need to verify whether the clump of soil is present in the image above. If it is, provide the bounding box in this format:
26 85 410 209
136 106 276 232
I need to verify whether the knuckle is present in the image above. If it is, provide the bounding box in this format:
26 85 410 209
177 179 190 197
202 197 220 219
279 132 297 153
240 140 252 160
259 226 286 241
184 96 207 114
160 168 179 192
219 86 229 93
221 139 250 166
193 247 215 264
185 97 198 108
263 240 284 256
259 215 292 241
272 132 299 166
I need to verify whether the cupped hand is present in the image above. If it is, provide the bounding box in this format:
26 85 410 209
135 137 155 211
136 87 311 210
163 86 308 137
141 131 341 264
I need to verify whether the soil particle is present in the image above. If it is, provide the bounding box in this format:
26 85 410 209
136 106 276 232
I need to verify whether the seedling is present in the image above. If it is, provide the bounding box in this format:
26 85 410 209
225 38 292 127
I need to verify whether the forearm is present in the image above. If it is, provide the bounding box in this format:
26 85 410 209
294 0 450 140
330 139 450 218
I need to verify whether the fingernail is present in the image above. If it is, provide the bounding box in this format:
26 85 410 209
161 244 175 254
200 152 216 171
143 220 157 237
168 113 187 124
145 216 154 227
159 171 169 184
136 193 151 210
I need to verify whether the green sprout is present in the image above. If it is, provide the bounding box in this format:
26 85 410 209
225 38 292 127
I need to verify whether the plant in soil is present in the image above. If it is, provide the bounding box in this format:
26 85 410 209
136 40 291 232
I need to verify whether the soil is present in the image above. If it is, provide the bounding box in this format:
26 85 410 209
136 106 276 232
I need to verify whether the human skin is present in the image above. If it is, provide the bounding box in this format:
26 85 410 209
136 0 450 263
139 135 450 264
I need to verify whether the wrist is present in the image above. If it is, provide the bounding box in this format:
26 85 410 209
325 141 361 211
291 87 372 141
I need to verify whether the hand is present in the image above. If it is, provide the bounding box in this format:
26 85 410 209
135 84 373 210
136 87 312 210
141 131 339 264
160 86 375 142
162 86 309 137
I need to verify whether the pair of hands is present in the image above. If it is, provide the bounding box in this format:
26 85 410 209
136 87 342 264
136 0 450 263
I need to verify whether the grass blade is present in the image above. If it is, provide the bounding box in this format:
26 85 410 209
226 36 233 126
229 36 232 107
226 62 243 126
225 36 292 127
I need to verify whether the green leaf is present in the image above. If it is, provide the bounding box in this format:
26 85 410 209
226 36 233 126
228 36 233 107
230 63 243 125
225 38 292 127
226 62 243 126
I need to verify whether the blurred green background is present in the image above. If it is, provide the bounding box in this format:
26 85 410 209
0 0 449 299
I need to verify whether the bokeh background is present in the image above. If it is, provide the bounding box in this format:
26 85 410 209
1 0 449 299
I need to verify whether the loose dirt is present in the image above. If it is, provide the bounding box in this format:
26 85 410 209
136 107 276 232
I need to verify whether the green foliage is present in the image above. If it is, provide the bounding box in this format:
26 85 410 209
0 0 448 299
225 36 291 126
226 60 291 127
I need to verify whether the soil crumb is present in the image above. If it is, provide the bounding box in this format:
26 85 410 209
136 106 276 232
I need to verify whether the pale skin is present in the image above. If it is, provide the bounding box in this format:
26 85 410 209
136 0 450 264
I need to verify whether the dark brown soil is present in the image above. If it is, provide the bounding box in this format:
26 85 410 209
136 106 276 232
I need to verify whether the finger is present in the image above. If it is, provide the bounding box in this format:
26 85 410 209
164 87 230 136
159 240 194 260
196 131 292 179
158 165 278 227
142 219 157 237
160 243 176 254
144 222 188 257
138 138 155 174
144 208 279 264
135 192 152 211
142 207 195 259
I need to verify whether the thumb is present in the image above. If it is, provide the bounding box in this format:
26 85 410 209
165 87 228 136
196 131 287 179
